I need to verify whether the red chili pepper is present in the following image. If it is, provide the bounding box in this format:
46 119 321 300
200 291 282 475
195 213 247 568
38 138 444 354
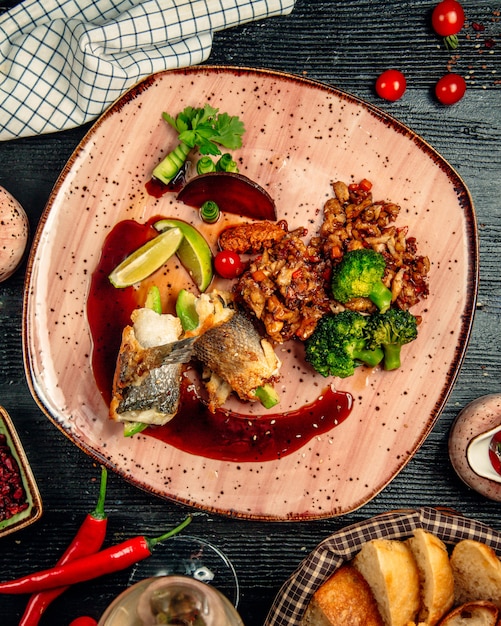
251 269 267 282
19 466 108 626
329 245 343 260
359 178 373 192
0 516 192 595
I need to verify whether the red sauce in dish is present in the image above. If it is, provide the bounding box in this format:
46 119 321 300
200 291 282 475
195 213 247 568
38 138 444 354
145 178 169 198
87 219 354 462
87 219 157 402
489 431 501 476
149 377 352 462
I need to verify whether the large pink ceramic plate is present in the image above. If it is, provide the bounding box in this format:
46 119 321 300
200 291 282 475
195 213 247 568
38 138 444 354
23 67 477 521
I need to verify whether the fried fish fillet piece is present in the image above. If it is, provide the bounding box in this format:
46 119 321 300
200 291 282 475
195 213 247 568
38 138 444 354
181 291 280 412
110 291 281 422
110 308 183 425
193 309 281 411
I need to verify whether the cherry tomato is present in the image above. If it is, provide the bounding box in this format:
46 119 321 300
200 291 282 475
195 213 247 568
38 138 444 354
432 0 465 37
69 618 98 626
435 73 466 105
375 70 407 101
214 250 245 279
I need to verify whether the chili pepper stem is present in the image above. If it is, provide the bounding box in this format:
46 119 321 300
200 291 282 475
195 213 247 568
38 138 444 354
92 466 108 520
444 34 459 49
146 515 193 550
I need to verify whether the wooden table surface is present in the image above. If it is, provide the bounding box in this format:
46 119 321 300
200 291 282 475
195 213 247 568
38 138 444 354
0 1 500 624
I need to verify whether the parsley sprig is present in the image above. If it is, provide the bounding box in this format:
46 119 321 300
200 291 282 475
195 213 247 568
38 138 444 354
152 104 245 185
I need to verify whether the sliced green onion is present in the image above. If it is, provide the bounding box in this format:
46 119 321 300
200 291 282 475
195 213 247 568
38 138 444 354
254 384 279 409
123 422 148 437
216 153 239 173
152 142 191 185
200 200 220 224
196 156 216 175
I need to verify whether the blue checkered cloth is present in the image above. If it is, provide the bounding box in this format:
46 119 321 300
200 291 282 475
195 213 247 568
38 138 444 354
0 0 295 141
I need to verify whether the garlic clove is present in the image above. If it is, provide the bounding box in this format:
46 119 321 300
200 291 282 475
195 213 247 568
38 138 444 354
0 186 29 282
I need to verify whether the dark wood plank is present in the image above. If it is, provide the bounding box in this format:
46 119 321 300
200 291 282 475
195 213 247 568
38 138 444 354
0 0 500 623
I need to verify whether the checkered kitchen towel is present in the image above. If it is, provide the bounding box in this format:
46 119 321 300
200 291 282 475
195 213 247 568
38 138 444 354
0 0 295 141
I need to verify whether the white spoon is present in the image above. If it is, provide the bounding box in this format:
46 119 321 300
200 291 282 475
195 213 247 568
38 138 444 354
466 424 501 484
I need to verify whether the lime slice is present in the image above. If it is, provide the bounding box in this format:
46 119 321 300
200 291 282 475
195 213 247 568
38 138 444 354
109 227 183 288
154 219 213 292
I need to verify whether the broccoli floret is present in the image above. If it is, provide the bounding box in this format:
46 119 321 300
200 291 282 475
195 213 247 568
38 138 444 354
331 248 392 313
305 311 384 378
366 308 418 370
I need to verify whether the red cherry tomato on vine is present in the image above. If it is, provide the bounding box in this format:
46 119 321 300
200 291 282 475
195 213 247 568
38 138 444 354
69 618 98 626
432 0 465 37
375 69 407 101
435 73 466 105
214 250 245 279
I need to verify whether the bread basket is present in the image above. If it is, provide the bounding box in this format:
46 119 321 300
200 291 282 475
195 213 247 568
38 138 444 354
265 507 501 626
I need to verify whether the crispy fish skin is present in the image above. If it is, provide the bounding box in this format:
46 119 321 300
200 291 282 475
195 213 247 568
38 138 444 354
193 310 280 410
110 291 281 420
110 309 183 425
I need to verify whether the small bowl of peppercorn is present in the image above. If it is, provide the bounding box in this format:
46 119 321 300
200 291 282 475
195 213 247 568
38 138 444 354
0 406 42 538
